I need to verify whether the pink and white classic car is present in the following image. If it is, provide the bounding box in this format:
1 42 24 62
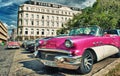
7 41 20 49
34 26 120 74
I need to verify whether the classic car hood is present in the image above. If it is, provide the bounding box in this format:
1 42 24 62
41 35 94 50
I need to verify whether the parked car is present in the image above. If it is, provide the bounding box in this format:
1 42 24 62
7 41 20 49
106 29 120 36
34 26 120 74
27 37 55 53
22 40 27 48
24 40 35 51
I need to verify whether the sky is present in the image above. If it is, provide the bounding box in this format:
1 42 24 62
0 0 96 34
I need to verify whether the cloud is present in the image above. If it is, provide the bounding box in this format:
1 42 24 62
3 23 9 28
9 25 17 29
81 0 96 8
3 23 17 29
36 0 96 8
0 0 27 8
0 2 13 8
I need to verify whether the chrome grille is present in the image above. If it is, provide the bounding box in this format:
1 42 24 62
40 51 69 61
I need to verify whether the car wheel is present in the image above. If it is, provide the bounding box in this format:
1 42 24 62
77 50 94 74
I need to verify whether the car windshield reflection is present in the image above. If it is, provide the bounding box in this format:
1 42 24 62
69 26 102 36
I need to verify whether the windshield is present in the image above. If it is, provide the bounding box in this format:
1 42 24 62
69 26 102 36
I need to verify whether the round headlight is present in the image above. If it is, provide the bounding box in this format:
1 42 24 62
65 39 73 48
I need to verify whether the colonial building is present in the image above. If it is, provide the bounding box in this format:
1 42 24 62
0 21 8 43
17 0 82 41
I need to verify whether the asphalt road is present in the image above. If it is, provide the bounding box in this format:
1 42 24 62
8 48 119 76
0 46 16 76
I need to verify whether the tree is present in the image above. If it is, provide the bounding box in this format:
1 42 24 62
58 0 120 34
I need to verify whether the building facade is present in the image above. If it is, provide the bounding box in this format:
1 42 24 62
11 28 17 41
17 1 82 41
0 21 8 43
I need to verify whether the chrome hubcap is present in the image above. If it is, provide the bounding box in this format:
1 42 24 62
84 54 93 70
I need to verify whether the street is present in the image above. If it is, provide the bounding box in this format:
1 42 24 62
0 46 119 76
0 46 16 76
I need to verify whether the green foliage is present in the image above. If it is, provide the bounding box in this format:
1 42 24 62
58 0 120 34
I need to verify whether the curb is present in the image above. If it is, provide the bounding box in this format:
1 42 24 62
93 58 120 76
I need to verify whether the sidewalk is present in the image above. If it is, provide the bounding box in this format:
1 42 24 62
0 45 5 51
93 58 120 76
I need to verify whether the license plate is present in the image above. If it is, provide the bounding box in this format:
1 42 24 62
44 61 56 67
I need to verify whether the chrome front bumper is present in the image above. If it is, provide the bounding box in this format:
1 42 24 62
7 45 20 48
34 49 82 70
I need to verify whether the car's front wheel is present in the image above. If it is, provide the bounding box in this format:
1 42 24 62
77 50 94 74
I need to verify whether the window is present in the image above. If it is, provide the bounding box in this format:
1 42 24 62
42 29 44 35
41 9 44 12
37 29 39 35
26 7 28 10
31 29 34 34
47 29 49 34
31 14 34 18
25 31 28 35
65 12 67 15
37 21 39 25
42 15 44 19
25 28 28 30
47 21 49 26
57 22 59 26
52 22 54 26
19 19 22 25
26 20 28 25
61 11 63 14
69 12 71 15
51 30 54 35
37 15 39 18
31 8 34 11
31 20 34 25
26 13 28 17
52 16 54 20
56 10 59 14
38 9 40 12
19 13 22 18
47 9 49 13
61 17 63 20
52 10 54 13
47 16 49 20
20 28 22 34
36 2 39 5
57 17 59 20
62 23 64 27
42 21 44 26
65 17 67 20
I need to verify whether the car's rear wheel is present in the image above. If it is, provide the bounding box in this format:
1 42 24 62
77 50 94 74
